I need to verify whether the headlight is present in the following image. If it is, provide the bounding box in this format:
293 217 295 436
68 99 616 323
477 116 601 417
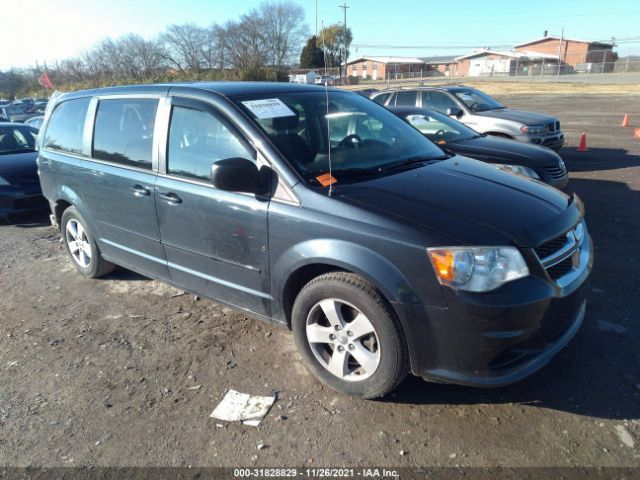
521 125 546 135
427 246 529 292
495 163 540 179
0 176 9 186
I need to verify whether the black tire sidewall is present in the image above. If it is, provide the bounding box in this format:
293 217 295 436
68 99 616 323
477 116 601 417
61 207 101 278
292 274 407 398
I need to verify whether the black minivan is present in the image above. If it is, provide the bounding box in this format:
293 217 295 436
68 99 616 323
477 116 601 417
37 83 592 398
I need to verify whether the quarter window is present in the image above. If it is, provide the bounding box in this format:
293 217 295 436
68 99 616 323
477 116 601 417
92 98 158 169
43 97 90 154
167 105 255 182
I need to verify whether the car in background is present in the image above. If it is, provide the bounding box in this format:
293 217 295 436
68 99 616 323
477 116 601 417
0 123 47 220
389 106 568 189
24 115 44 130
372 86 564 151
0 105 33 123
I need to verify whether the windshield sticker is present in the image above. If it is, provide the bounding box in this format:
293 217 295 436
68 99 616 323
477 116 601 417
316 173 337 187
241 98 295 119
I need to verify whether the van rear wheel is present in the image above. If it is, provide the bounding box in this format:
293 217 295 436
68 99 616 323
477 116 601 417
292 272 409 399
61 207 114 278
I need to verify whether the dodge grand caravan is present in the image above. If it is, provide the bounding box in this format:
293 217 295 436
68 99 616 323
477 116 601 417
37 82 592 398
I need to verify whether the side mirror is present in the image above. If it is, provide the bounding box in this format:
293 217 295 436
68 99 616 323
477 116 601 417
446 107 463 118
211 157 261 193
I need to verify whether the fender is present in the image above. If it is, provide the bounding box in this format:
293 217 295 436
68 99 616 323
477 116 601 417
51 185 101 240
271 238 423 324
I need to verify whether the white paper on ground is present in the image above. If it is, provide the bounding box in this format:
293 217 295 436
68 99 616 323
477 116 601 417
210 389 276 426
241 98 296 119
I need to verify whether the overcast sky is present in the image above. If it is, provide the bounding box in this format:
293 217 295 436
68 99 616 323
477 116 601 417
2 0 639 70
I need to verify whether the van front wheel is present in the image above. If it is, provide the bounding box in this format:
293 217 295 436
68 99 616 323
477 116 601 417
61 207 114 278
292 272 409 399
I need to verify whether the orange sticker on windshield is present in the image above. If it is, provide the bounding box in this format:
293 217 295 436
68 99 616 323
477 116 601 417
316 173 337 187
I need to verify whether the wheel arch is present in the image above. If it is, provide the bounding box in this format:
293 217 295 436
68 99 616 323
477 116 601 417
273 239 421 328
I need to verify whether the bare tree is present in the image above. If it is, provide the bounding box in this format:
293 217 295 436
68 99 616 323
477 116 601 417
224 14 269 70
258 1 308 71
161 23 209 72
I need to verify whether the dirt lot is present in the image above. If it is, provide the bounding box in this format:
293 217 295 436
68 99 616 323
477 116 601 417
1 94 639 469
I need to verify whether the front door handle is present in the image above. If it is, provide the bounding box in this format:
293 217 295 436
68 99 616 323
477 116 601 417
158 192 182 204
130 185 151 197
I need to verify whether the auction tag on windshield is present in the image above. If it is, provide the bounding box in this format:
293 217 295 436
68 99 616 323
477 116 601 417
316 173 337 187
242 98 295 119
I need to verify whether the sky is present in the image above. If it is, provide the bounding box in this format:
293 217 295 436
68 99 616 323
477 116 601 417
1 0 639 70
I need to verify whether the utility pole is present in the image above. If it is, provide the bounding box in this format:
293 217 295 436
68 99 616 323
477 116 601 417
315 0 318 37
556 27 564 77
339 3 349 79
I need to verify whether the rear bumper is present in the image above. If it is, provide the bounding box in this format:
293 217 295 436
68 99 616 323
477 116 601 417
0 185 47 219
394 235 592 387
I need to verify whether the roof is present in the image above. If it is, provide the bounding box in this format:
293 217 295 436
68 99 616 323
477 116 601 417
346 56 425 65
418 55 459 64
58 81 335 102
455 50 560 61
515 36 614 48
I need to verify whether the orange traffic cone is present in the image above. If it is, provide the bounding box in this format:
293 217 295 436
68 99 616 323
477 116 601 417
577 131 588 152
621 114 630 127
634 128 640 139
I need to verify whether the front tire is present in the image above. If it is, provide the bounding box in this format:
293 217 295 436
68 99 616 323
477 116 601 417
292 272 409 399
61 207 114 278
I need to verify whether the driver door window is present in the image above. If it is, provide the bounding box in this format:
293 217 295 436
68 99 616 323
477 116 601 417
167 105 255 181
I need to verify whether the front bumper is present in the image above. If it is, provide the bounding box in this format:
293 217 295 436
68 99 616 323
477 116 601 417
394 233 592 387
519 131 565 151
0 184 48 219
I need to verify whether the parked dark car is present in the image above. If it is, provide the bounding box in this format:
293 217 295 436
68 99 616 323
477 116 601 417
0 105 33 123
0 123 47 220
37 83 592 398
389 106 568 189
372 86 565 151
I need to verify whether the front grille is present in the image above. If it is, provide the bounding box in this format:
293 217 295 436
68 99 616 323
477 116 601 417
546 122 556 132
542 165 567 179
534 233 569 259
546 256 574 280
556 121 561 131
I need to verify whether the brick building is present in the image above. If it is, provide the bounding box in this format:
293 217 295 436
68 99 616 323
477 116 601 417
454 50 560 77
346 56 426 80
515 36 616 73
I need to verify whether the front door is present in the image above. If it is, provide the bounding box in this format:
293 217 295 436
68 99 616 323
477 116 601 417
154 97 271 317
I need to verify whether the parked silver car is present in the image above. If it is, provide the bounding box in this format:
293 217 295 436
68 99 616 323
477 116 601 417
371 86 564 151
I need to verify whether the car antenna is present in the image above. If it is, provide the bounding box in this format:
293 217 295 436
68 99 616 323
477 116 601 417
321 22 333 196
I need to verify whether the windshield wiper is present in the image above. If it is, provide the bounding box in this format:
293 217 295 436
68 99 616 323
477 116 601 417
378 155 448 173
1 148 35 154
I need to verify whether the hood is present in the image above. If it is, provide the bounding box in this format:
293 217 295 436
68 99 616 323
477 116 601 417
333 156 578 247
446 135 563 167
0 150 39 181
476 108 557 126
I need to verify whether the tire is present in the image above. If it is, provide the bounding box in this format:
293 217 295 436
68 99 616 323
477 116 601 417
61 207 114 278
292 272 409 399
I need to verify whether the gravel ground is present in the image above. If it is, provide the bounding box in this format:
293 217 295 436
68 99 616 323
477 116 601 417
0 94 639 469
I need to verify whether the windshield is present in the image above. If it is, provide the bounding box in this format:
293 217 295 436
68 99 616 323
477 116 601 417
402 110 480 143
3 106 26 115
454 89 504 112
233 90 446 185
0 126 37 154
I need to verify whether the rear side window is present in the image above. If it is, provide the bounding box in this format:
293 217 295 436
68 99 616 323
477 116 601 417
421 91 459 114
43 97 90 154
93 98 158 169
167 105 255 181
394 91 417 107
